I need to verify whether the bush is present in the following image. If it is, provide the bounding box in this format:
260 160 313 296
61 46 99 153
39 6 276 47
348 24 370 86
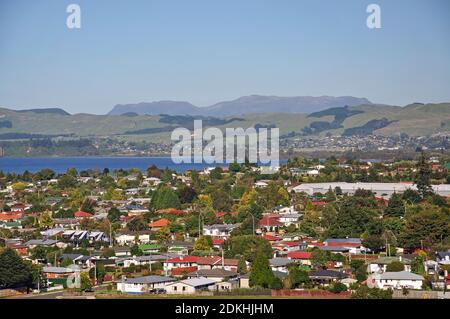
351 286 393 299
328 282 347 294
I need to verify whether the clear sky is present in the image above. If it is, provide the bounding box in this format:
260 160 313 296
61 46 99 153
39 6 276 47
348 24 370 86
1 0 449 114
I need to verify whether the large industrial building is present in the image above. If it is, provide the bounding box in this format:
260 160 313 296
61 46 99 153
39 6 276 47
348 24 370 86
292 182 450 197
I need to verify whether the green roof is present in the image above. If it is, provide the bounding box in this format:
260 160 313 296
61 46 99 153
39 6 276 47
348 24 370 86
139 244 160 251
372 256 411 265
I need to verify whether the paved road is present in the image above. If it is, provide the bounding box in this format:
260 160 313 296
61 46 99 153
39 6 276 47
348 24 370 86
7 290 95 299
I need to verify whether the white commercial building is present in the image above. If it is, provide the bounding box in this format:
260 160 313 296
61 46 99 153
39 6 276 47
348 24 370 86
292 182 450 197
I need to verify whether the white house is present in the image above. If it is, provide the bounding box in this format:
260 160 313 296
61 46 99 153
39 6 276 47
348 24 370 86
368 256 412 274
165 277 216 295
254 181 268 188
278 214 300 226
117 275 175 294
368 271 424 290
202 224 240 238
115 232 151 245
269 258 290 273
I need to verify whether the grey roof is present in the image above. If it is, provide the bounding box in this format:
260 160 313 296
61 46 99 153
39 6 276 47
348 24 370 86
122 275 175 284
270 258 291 267
318 246 349 252
25 239 57 247
43 266 75 274
371 256 412 265
187 269 238 278
203 223 240 230
325 238 361 244
167 277 216 287
379 271 424 280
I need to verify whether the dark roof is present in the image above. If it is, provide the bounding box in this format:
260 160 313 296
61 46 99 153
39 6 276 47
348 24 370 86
187 268 238 278
308 269 348 279
436 251 450 260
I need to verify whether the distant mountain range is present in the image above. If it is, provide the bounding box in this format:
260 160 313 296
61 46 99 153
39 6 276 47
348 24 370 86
2 101 450 141
108 95 371 116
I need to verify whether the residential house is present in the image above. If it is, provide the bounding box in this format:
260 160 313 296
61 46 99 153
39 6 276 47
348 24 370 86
368 256 412 274
202 224 240 239
308 269 348 286
165 277 216 295
115 231 152 245
368 271 424 290
43 266 76 280
117 275 175 294
269 258 291 273
187 269 238 283
148 218 170 231
164 256 199 272
196 256 239 272
74 211 93 219
287 251 312 266
258 216 283 232
25 239 58 249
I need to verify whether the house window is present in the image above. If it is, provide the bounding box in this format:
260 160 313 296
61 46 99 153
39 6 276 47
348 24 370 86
182 286 186 291
173 286 177 291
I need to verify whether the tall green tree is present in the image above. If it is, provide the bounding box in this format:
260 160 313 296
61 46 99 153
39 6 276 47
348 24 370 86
151 186 181 210
384 193 405 217
415 152 433 199
0 249 34 289
249 251 276 288
398 206 449 249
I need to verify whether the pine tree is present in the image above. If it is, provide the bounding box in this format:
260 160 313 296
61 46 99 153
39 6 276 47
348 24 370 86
384 193 405 217
415 152 433 199
249 251 275 288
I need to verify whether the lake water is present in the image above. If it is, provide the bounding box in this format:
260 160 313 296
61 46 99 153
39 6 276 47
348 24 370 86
0 156 285 174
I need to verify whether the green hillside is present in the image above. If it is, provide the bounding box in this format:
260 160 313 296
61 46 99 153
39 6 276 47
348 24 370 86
1 102 450 141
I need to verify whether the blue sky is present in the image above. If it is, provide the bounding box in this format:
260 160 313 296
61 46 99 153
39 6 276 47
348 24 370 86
0 0 449 114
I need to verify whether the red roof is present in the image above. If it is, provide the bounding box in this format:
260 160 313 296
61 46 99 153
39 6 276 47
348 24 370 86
74 211 93 218
287 251 312 260
148 218 170 228
213 239 224 246
215 212 229 218
197 256 221 265
0 213 22 221
259 216 282 227
166 256 199 263
261 233 282 241
283 241 301 247
171 266 198 276
308 242 325 247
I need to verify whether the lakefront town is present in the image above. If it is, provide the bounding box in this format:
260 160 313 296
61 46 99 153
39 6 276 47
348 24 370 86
0 153 449 299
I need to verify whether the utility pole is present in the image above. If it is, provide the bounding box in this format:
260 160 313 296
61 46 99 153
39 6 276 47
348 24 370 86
221 249 225 269
109 222 112 247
